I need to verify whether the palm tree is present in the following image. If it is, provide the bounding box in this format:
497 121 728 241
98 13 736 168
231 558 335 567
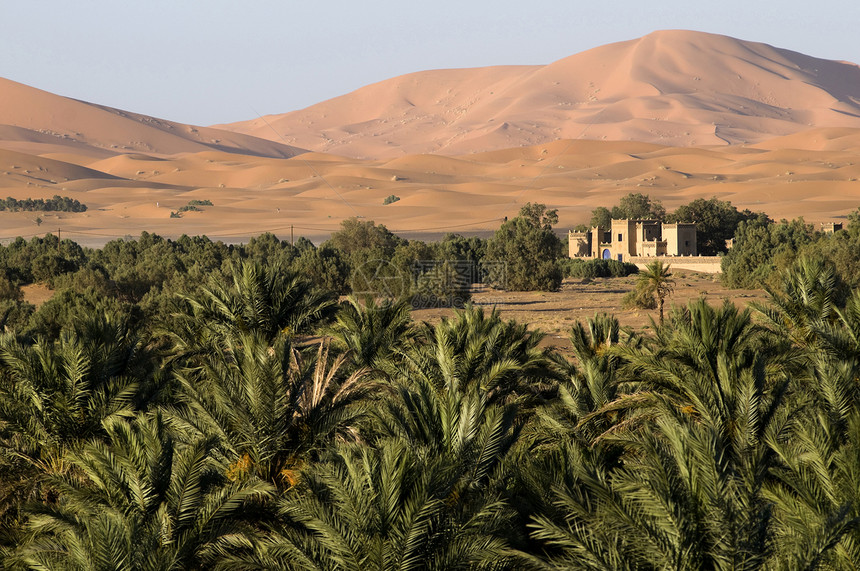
377 307 555 475
824 288 860 359
14 412 273 570
424 305 556 403
765 353 860 569
170 261 337 352
526 299 852 569
511 315 638 564
562 313 643 440
169 332 374 489
218 440 514 570
367 305 558 563
754 256 840 350
0 312 155 546
328 295 413 372
637 259 674 326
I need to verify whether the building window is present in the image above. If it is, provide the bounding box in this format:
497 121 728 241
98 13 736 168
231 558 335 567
685 240 689 247
618 233 622 241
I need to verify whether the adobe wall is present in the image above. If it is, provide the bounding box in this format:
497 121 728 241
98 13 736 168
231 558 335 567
629 256 723 274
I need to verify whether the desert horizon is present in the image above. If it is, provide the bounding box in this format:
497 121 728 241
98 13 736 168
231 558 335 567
2 30 860 246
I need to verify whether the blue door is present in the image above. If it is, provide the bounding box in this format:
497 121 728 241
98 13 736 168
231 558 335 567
617 254 623 262
602 249 611 259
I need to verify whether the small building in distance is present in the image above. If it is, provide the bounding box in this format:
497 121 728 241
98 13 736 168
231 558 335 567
568 219 697 262
821 222 844 234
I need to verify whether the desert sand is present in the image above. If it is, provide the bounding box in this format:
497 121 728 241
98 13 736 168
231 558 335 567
219 30 860 158
1 30 859 246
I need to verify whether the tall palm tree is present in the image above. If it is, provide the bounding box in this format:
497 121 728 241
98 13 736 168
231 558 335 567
169 332 374 489
14 412 272 570
217 440 515 570
637 259 674 326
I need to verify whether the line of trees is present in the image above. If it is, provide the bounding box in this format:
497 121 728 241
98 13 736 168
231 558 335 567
0 195 86 212
0 248 857 567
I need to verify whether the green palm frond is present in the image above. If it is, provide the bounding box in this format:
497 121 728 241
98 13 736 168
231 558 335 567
14 412 274 570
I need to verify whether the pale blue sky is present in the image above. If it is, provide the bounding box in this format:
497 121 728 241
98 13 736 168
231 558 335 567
3 0 857 126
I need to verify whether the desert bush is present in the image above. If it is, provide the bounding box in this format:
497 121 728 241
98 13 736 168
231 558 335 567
0 275 22 302
622 287 657 310
563 258 638 279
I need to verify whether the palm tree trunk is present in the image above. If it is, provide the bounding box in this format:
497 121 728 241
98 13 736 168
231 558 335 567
659 296 664 326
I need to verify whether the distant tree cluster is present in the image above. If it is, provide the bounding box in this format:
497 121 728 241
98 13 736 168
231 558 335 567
0 195 86 212
485 203 564 291
588 193 768 256
590 192 666 227
665 197 766 255
718 212 860 291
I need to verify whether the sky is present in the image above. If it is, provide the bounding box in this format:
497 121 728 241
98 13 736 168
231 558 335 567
3 0 858 126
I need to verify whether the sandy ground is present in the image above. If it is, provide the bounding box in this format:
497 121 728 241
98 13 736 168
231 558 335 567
413 272 769 356
19 283 54 308
1 132 860 247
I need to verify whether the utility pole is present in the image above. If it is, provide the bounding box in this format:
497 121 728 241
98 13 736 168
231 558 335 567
290 224 294 246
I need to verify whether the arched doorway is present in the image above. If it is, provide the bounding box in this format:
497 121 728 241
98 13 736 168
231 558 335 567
602 249 611 259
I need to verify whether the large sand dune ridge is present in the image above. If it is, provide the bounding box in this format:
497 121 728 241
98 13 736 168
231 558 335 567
218 30 860 158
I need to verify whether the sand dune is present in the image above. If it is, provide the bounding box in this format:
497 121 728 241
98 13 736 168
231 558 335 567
0 126 858 245
0 78 305 159
219 30 860 158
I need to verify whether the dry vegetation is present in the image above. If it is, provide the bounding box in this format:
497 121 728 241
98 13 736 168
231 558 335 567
413 271 768 355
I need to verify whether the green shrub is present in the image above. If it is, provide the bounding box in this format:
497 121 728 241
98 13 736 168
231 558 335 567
622 287 657 310
0 195 86 212
485 203 564 291
563 258 639 279
383 195 400 205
